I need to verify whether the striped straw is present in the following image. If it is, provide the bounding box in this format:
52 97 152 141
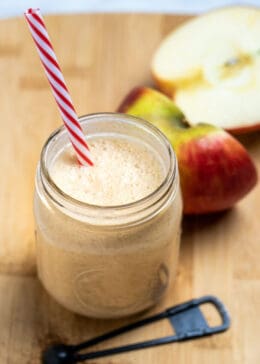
24 8 93 167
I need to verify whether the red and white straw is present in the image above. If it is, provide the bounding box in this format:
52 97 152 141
24 8 93 167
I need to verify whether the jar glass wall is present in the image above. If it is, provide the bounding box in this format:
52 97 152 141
34 113 183 318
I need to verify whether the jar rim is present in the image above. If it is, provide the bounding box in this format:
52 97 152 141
40 112 176 217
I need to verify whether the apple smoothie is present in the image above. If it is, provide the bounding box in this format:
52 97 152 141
34 113 182 318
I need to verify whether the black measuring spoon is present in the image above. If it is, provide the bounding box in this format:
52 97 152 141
42 295 231 363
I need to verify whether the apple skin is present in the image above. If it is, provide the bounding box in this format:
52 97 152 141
151 74 174 97
118 87 258 214
228 122 260 135
176 129 257 213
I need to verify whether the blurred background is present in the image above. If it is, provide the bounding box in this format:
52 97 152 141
1 0 260 18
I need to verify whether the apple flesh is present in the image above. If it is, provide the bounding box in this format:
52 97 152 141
151 6 260 134
118 87 258 214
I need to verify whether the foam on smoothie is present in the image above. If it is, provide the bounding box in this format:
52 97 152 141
50 137 165 206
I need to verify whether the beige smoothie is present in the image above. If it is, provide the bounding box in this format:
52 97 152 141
51 137 165 206
34 114 182 318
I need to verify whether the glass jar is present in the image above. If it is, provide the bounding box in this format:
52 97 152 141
34 113 182 318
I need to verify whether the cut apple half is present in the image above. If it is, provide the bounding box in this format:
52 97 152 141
152 6 260 133
118 87 258 214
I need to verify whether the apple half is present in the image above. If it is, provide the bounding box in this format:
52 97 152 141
152 6 260 133
118 87 258 214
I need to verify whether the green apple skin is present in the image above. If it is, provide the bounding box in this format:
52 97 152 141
118 87 258 214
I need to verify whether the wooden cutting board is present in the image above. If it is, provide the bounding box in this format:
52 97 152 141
0 13 259 364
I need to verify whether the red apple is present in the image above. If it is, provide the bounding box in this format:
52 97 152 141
151 6 260 134
118 87 258 214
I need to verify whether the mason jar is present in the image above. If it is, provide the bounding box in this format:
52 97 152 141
34 113 183 318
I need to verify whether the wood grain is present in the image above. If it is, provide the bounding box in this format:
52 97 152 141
0 13 259 363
